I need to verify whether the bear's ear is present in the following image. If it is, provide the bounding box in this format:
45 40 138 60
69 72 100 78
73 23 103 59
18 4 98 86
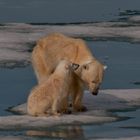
71 63 79 71
103 65 107 70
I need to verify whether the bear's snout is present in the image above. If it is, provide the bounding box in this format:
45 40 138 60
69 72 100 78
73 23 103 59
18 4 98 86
92 91 98 95
88 82 100 96
91 87 99 96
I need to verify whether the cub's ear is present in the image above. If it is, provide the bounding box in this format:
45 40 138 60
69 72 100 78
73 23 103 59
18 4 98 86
71 63 79 71
65 64 69 69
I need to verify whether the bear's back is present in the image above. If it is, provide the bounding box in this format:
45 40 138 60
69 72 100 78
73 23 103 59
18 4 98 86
31 33 94 83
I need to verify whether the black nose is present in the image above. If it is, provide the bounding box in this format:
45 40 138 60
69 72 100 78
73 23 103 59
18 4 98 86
92 91 98 96
92 87 100 95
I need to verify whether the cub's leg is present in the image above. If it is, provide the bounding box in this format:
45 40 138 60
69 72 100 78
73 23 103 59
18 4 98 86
51 99 61 116
30 98 51 117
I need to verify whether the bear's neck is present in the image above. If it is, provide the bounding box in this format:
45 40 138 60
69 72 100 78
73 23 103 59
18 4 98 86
76 57 96 65
72 43 96 65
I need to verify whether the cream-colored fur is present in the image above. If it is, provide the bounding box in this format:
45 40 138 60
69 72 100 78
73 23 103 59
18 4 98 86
27 60 77 116
32 33 104 111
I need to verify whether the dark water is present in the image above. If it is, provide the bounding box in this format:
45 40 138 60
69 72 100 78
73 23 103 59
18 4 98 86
0 67 36 116
0 0 140 23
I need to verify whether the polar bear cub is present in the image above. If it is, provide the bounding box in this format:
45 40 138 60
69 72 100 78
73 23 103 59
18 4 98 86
27 60 79 116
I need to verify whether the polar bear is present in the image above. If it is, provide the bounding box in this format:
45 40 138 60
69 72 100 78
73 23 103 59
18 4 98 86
27 60 79 116
32 33 105 111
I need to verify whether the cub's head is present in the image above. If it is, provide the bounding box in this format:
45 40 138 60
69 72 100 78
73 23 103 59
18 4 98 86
56 60 79 75
75 60 106 95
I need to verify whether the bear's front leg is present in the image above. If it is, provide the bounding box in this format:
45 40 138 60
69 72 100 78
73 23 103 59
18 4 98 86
72 89 87 112
59 97 71 114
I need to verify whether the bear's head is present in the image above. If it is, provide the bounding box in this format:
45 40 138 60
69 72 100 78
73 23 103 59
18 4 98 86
75 60 106 95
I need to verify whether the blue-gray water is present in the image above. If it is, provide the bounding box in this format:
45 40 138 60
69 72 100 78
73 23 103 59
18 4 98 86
0 67 36 116
0 0 140 23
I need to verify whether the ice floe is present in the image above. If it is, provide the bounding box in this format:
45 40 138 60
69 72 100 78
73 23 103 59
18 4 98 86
10 89 140 115
129 15 140 22
1 89 138 131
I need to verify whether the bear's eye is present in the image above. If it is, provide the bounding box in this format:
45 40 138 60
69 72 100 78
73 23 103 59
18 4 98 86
83 64 89 70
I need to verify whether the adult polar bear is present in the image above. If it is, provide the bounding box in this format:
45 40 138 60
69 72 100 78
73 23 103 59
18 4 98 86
32 33 105 111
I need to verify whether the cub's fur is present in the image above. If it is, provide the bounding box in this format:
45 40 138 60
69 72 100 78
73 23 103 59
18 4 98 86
27 60 79 116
